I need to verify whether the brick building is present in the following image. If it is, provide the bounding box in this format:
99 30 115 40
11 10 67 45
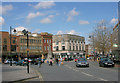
0 31 53 61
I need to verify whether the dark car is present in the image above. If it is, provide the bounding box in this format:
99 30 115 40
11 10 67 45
99 58 114 67
16 60 27 66
76 58 89 67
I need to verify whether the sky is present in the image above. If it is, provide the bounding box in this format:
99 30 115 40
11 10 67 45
0 2 118 44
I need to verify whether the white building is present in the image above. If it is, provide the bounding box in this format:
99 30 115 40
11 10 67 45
52 34 85 58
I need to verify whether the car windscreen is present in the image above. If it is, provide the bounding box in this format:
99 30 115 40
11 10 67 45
78 58 87 61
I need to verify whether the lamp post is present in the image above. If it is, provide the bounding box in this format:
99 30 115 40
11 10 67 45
89 35 95 60
10 26 16 66
22 29 29 73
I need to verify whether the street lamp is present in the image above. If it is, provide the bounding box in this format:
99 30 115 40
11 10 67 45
10 26 16 66
89 35 96 60
22 29 29 73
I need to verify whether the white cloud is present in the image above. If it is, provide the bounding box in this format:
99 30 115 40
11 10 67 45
67 8 79 22
110 18 118 24
66 30 79 35
48 15 54 18
0 16 5 26
14 26 28 32
0 5 13 14
79 20 90 24
57 30 80 35
40 17 52 24
57 30 63 35
27 12 46 22
34 1 55 9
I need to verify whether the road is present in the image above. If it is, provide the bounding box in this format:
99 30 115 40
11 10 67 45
30 60 118 82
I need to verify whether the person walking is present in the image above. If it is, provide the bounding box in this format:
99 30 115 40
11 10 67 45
49 58 53 66
38 58 41 68
56 58 59 65
59 57 62 66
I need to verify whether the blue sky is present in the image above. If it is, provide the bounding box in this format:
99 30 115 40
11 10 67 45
0 2 118 43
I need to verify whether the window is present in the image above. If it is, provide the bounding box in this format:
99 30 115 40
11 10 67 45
62 46 65 50
44 46 46 50
40 46 41 50
20 46 22 50
13 40 15 44
4 38 7 44
3 45 7 51
32 39 33 43
44 40 46 43
40 40 41 43
34 40 35 43
56 46 59 51
47 46 49 50
62 39 65 44
69 46 71 50
76 46 78 50
56 41 58 45
73 46 74 51
47 40 49 43
79 46 81 51
0 45 1 51
49 40 51 43
11 45 16 51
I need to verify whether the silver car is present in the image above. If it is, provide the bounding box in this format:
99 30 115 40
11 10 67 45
76 58 89 67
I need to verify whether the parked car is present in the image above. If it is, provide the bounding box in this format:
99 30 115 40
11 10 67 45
16 60 27 66
4 60 16 64
99 58 114 67
87 57 93 60
34 59 39 65
76 58 89 67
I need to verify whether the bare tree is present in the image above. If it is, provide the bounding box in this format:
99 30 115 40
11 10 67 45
89 20 113 55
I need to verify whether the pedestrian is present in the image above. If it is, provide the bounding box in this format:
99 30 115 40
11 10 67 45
94 57 95 61
38 59 41 68
56 58 59 65
49 58 53 66
59 57 62 66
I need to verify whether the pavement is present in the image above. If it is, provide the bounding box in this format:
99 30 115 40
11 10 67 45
2 64 39 83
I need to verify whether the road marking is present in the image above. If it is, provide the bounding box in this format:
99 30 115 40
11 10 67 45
99 78 108 81
81 72 93 77
64 64 109 81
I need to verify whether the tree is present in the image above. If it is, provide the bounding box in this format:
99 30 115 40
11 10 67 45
89 20 113 55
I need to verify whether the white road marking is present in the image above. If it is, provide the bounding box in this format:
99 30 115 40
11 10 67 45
64 64 109 81
99 78 108 81
81 72 93 77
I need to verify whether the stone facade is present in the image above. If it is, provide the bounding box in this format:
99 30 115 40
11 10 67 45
52 34 85 58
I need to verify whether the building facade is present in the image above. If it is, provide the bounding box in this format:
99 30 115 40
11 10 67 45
19 32 52 58
52 34 85 58
0 31 53 61
85 44 94 58
112 21 120 61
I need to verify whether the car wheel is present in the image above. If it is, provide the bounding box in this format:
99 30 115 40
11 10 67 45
99 63 102 67
76 65 78 67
